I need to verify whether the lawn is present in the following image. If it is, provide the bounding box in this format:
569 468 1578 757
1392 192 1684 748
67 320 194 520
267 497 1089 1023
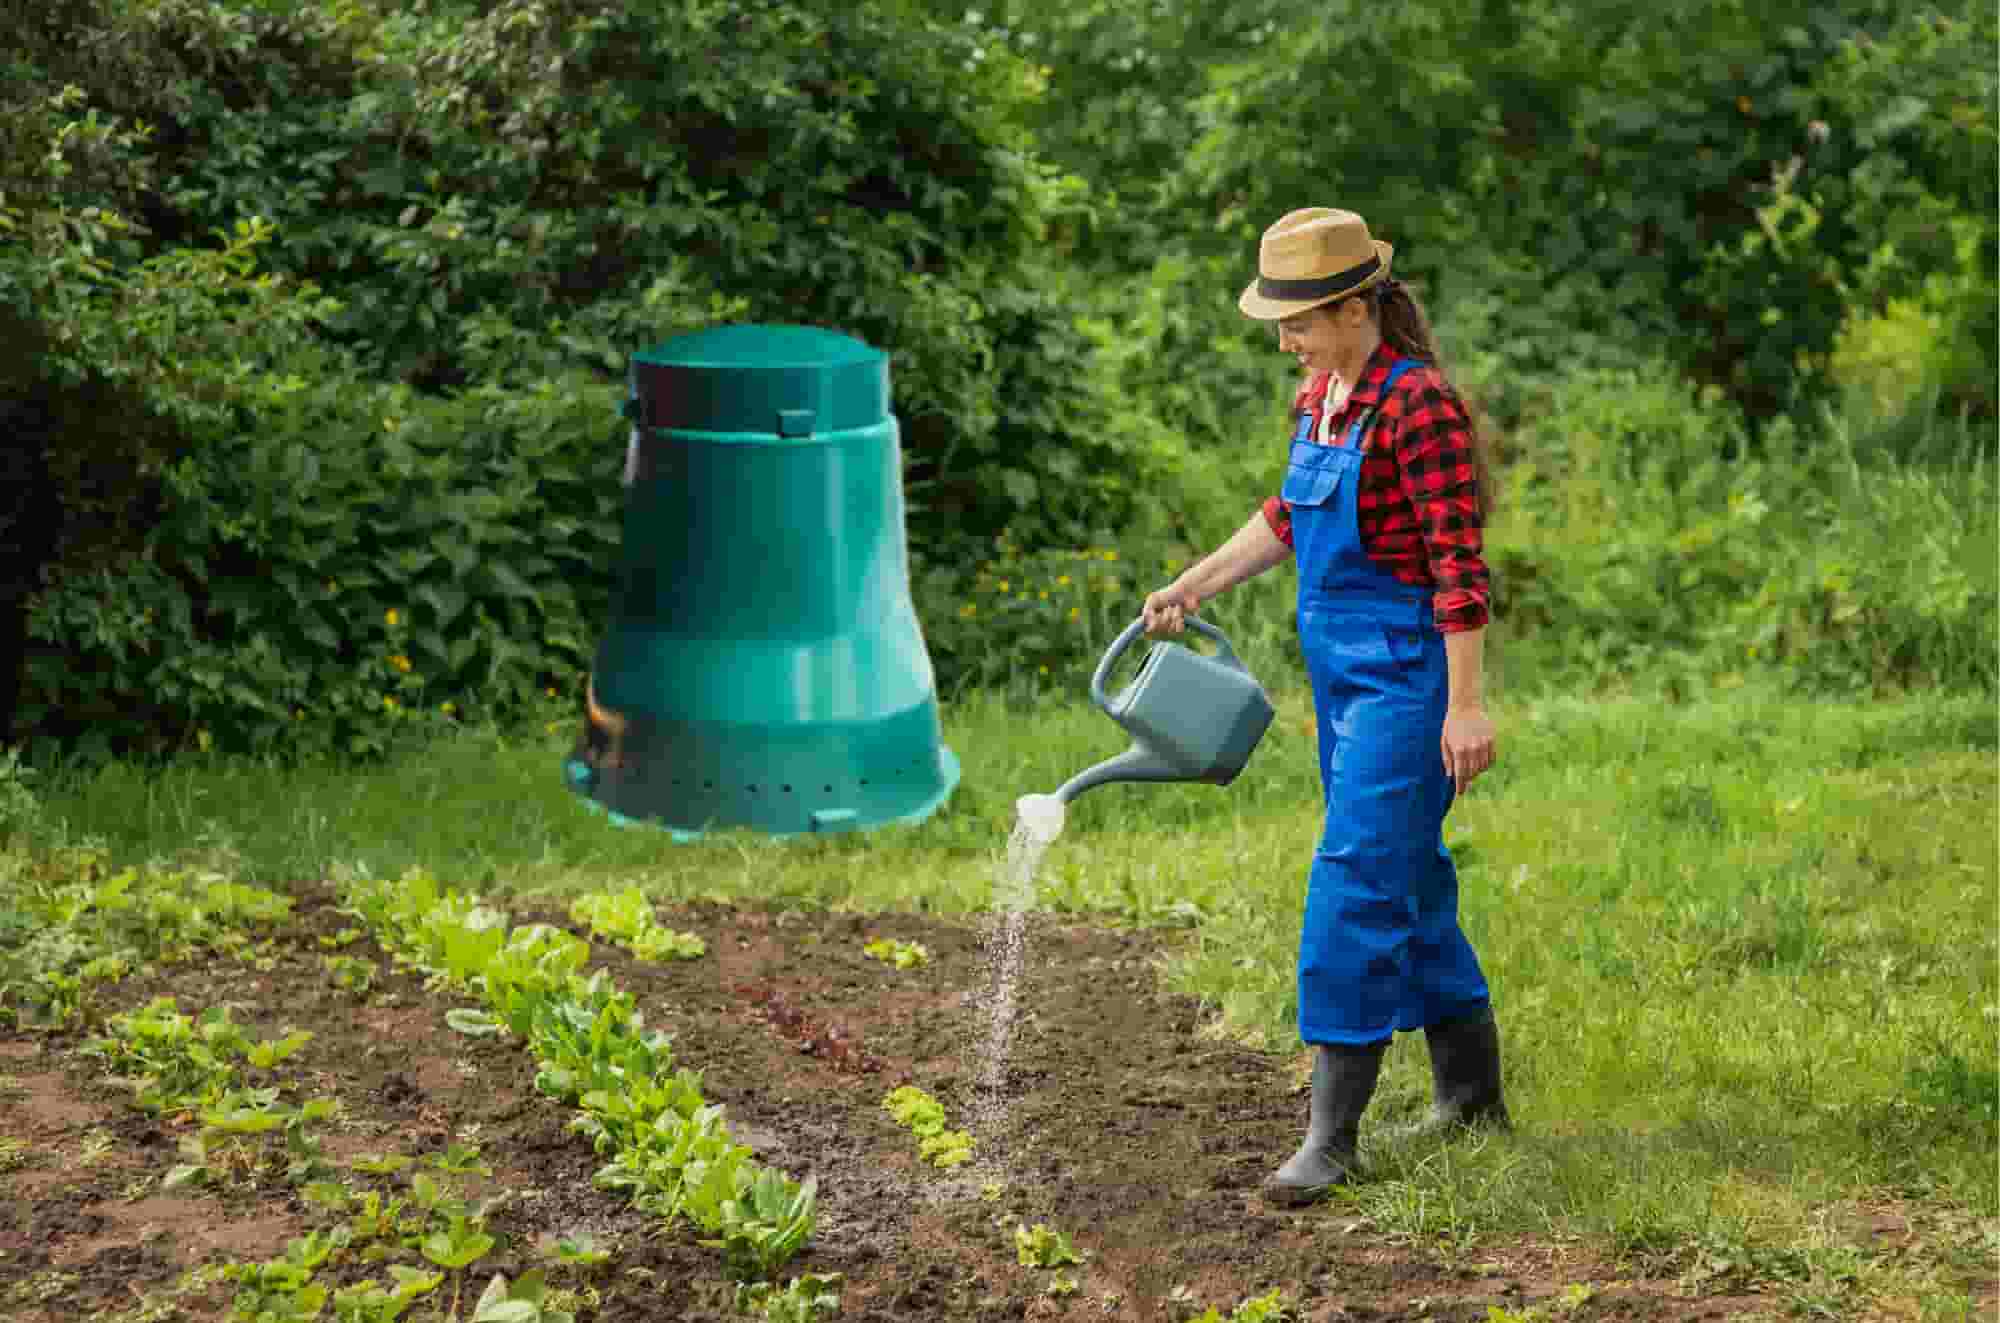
3 678 1994 1321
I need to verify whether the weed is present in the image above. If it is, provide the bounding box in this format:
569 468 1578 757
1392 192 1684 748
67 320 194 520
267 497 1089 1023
0 1136 30 1172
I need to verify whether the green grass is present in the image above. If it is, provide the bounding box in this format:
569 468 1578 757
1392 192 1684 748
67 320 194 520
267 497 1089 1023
14 680 1997 1302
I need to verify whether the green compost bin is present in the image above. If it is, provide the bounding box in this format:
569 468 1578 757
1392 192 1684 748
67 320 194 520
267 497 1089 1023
562 324 960 838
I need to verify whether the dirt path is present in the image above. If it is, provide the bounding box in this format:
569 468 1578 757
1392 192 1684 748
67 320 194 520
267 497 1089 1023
0 886 1950 1321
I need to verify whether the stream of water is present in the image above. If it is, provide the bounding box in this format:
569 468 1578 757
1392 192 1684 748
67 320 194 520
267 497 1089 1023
963 793 1066 1176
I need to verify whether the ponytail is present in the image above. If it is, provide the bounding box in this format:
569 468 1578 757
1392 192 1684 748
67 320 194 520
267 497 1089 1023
1370 279 1498 521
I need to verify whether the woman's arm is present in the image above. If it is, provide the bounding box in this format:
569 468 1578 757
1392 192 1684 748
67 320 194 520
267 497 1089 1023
1441 627 1496 794
1142 512 1292 636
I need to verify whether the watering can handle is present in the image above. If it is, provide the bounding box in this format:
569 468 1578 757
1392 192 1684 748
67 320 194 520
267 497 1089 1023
1089 615 1248 714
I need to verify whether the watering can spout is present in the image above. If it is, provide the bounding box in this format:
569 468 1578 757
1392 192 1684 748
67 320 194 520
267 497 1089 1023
1054 747 1185 805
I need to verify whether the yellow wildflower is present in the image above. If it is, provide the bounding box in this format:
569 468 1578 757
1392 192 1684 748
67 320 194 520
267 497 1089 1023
389 654 412 673
959 603 977 619
442 702 457 715
1104 550 1118 562
385 608 400 627
382 695 399 710
1068 607 1079 621
1038 664 1049 674
1057 575 1070 587
999 580 1009 593
197 729 212 752
1038 591 1048 601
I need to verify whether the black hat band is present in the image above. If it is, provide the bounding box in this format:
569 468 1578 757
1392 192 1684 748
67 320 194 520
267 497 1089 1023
1257 256 1381 303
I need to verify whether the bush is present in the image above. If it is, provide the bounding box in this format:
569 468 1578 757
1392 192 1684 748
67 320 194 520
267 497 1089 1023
1493 366 1996 698
19 358 625 767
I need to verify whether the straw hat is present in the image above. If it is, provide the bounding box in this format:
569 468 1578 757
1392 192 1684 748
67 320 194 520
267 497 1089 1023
1238 208 1394 321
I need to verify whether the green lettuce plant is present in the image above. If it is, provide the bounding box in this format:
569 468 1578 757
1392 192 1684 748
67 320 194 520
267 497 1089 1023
882 1085 976 1169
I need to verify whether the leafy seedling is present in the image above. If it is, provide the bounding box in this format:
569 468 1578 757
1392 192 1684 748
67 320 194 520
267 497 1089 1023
1177 1288 1296 1323
701 1169 819 1281
324 954 377 995
350 1151 415 1176
470 1269 574 1323
422 1213 497 1270
735 1272 844 1321
426 1139 493 1177
881 1085 975 1169
862 938 930 970
628 925 705 962
569 887 704 962
330 1265 442 1323
543 1233 611 1272
1015 1222 1086 1269
447 1007 508 1038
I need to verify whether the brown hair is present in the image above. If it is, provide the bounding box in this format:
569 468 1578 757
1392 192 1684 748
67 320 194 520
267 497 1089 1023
1323 280 1498 520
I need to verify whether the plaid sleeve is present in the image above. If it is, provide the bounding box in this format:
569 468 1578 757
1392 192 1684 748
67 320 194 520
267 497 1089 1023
1261 495 1295 549
1388 371 1489 632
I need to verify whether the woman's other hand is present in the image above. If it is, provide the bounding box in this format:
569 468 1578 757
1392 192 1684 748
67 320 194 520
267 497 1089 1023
1440 705 1496 795
1143 582 1202 637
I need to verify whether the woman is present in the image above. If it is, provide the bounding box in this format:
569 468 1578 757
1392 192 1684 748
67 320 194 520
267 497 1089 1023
1142 207 1508 1206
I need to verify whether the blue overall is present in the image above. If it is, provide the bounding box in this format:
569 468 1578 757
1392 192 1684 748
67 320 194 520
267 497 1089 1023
1283 358 1491 1047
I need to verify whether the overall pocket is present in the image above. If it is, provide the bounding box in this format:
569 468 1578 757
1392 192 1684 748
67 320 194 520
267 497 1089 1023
1280 459 1340 510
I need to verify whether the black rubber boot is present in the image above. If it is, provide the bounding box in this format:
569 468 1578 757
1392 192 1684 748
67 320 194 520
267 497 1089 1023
1408 1005 1509 1136
1262 1040 1386 1206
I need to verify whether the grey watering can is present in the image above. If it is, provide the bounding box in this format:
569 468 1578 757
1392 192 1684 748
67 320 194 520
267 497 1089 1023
1053 616 1277 804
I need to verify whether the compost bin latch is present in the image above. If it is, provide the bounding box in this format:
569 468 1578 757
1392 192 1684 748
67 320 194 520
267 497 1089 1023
778 409 816 437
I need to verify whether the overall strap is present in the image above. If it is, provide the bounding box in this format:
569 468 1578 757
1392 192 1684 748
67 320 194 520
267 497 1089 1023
1344 357 1424 450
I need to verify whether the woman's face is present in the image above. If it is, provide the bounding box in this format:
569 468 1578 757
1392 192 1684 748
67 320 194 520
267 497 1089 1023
1275 298 1360 375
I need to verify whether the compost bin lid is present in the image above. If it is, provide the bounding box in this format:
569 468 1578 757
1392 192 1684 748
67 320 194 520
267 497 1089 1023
629 323 890 436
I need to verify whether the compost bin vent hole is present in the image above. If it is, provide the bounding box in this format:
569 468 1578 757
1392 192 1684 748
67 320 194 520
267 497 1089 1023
782 784 793 793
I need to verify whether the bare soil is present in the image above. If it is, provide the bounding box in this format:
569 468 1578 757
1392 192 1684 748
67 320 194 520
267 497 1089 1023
0 886 1984 1321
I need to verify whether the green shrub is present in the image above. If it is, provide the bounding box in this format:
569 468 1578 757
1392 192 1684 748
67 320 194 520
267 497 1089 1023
19 357 623 767
1493 366 1996 697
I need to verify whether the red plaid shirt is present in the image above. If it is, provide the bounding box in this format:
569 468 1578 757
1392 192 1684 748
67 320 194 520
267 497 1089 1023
1261 342 1490 633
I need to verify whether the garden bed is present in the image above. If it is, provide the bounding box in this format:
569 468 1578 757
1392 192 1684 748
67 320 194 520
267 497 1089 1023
0 880 1956 1321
